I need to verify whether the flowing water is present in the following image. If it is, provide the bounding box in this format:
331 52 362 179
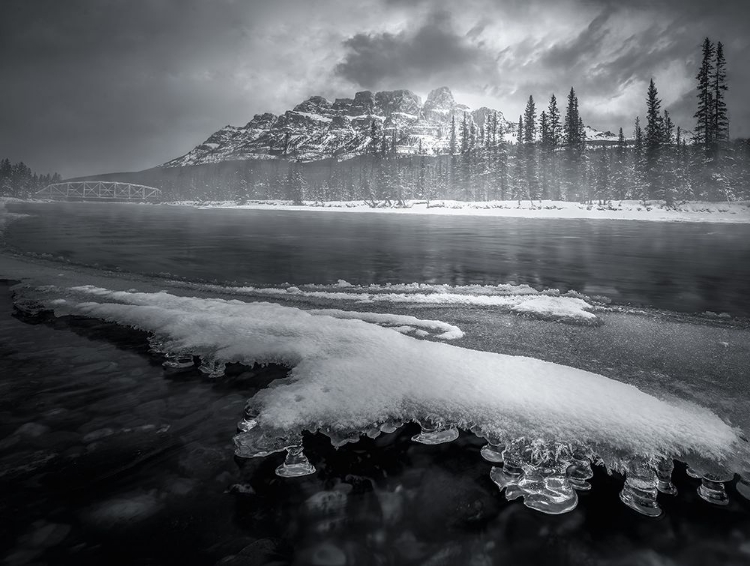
1 202 750 566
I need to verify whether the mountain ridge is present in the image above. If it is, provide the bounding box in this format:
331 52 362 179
162 86 622 169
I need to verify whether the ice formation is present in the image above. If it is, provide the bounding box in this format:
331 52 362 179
191 281 598 323
28 284 750 516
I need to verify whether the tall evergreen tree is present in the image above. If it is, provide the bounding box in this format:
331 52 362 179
712 41 729 143
523 95 536 144
548 94 561 148
662 110 674 144
449 115 457 155
645 79 663 154
694 37 715 147
517 115 524 145
540 111 549 148
634 116 643 153
564 88 580 146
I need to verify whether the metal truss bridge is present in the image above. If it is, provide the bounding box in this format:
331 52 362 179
35 181 162 201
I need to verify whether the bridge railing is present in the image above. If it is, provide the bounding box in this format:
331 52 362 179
35 181 162 201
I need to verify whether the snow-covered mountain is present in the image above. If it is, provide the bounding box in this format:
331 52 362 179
162 87 630 168
163 87 517 167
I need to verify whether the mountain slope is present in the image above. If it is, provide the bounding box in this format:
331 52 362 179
163 87 515 168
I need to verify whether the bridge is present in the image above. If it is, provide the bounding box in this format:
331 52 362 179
35 181 162 201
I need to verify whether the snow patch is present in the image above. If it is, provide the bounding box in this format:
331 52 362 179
34 285 748 481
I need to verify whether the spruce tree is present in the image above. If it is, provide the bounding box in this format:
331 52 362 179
694 37 715 147
712 41 729 142
564 88 580 146
523 95 536 144
634 116 643 153
461 113 469 154
449 115 457 155
517 115 524 145
540 111 549 148
662 110 674 144
548 94 561 148
645 79 663 154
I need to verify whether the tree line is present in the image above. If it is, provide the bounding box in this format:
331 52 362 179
161 37 746 205
0 158 62 198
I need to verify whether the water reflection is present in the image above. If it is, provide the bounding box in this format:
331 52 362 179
5 202 750 316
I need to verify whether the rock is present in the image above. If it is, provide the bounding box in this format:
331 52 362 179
178 445 230 480
413 469 500 536
14 422 50 438
82 427 115 443
19 521 71 548
304 490 348 517
308 542 346 566
83 491 163 528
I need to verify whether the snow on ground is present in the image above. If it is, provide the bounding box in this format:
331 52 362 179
190 281 598 324
163 199 750 223
306 308 464 340
35 285 747 476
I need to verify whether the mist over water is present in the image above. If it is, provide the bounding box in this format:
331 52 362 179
6 201 750 316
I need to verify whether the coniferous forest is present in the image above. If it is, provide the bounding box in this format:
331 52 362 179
0 158 61 198
8 38 750 204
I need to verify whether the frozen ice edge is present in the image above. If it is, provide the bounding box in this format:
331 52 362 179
31 285 750 515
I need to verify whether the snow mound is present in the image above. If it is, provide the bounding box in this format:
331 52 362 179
25 284 749 515
35 285 746 485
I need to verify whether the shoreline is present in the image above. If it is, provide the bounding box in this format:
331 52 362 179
164 199 750 223
10 197 750 223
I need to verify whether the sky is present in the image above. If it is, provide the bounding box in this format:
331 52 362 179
1 0 749 179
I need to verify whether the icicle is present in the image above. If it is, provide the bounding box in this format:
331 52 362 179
411 417 459 445
198 358 226 378
147 335 167 354
518 472 578 515
324 428 361 448
378 419 403 434
566 458 594 491
480 443 505 463
651 456 678 496
619 458 662 517
237 406 259 433
275 444 316 478
697 473 733 506
162 352 195 369
685 465 702 479
490 466 522 500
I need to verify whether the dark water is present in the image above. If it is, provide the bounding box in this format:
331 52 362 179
1 281 749 566
2 203 750 565
6 202 750 316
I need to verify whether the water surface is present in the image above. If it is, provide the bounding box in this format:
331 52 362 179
6 201 750 316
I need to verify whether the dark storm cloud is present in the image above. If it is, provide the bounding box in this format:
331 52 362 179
2 0 750 178
334 11 499 92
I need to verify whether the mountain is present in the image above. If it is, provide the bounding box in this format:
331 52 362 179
162 86 638 169
163 87 517 168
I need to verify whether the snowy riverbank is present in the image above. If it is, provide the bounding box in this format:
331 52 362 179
164 198 750 223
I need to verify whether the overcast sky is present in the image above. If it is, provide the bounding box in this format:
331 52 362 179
1 0 749 178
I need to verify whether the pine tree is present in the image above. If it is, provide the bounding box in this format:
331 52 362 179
662 110 674 144
517 115 524 145
449 115 457 155
548 94 561 148
645 78 663 154
461 113 469 154
634 116 643 153
523 95 536 144
564 88 580 146
540 111 549 148
712 41 729 143
694 37 715 147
